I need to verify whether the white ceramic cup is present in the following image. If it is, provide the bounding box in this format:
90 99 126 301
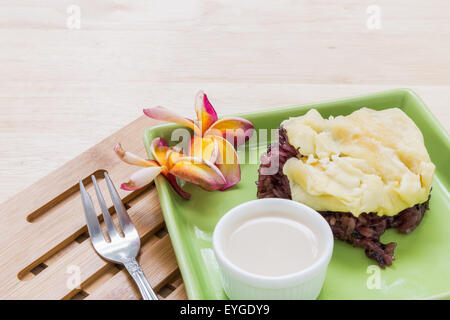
213 198 334 300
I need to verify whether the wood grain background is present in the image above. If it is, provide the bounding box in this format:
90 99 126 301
1 0 449 202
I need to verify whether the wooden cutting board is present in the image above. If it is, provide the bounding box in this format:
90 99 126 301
0 116 186 300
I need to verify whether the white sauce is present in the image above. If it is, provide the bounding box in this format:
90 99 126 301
224 215 319 277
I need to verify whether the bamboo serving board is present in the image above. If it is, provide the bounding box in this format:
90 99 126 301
0 116 187 300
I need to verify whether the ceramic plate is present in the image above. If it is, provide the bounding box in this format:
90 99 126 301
143 89 450 299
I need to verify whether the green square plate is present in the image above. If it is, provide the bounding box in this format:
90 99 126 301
143 89 450 299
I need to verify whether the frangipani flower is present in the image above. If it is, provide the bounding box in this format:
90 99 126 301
143 91 254 190
115 91 254 199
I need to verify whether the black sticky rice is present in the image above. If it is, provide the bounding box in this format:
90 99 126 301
256 127 430 268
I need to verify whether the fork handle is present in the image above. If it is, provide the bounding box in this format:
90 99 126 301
124 258 159 300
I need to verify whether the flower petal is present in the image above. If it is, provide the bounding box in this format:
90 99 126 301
170 156 226 191
188 136 219 163
143 106 200 135
120 166 163 191
114 143 159 167
210 135 241 190
195 91 218 135
204 117 254 147
162 172 191 199
166 149 185 169
150 137 170 167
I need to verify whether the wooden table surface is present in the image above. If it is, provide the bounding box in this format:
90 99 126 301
1 0 449 203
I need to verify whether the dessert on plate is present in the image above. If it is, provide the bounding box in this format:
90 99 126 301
256 107 435 267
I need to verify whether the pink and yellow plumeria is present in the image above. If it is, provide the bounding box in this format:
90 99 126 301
115 91 254 199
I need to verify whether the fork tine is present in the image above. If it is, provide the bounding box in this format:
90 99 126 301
79 180 105 243
92 175 121 240
104 172 136 235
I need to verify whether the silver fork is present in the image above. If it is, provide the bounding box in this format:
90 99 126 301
79 172 158 300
